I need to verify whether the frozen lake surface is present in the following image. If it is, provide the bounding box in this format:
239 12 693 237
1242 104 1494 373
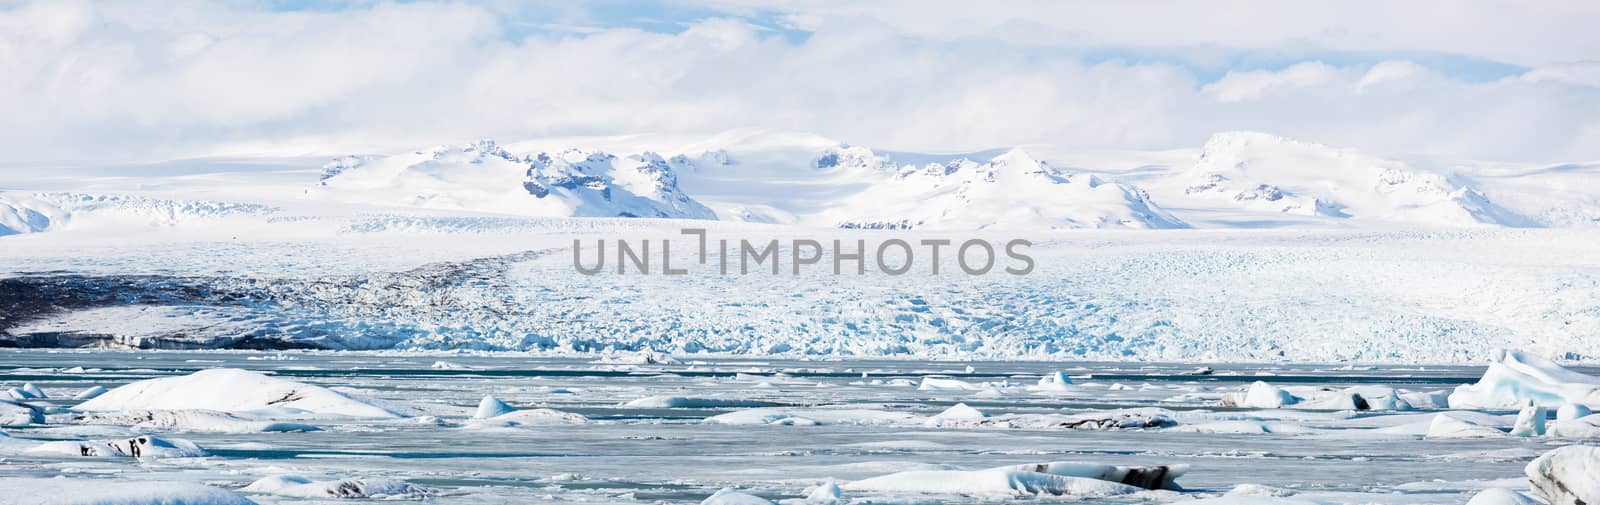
0 350 1576 504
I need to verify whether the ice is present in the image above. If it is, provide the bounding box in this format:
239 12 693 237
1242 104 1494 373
72 386 107 401
474 395 517 419
1033 371 1073 392
241 475 434 499
1558 403 1593 422
1526 445 1600 505
1549 415 1600 438
1511 401 1549 437
468 408 589 427
917 377 989 391
800 481 843 504
1425 414 1506 439
699 488 776 505
623 396 781 408
26 435 205 458
1467 488 1545 505
0 478 256 505
990 462 1186 490
1224 381 1297 408
929 408 1177 431
76 368 406 418
1450 349 1600 409
841 468 1140 497
928 403 988 422
1 399 44 426
59 409 319 433
705 408 919 426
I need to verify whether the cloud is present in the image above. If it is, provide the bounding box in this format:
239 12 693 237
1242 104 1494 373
0 0 1596 164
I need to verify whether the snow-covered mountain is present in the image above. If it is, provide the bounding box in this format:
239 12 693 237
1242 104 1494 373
314 140 715 220
0 193 277 236
1172 132 1534 227
812 146 1186 230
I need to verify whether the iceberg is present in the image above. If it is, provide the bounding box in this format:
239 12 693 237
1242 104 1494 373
75 368 405 418
1526 445 1600 505
842 469 1140 497
1450 349 1600 409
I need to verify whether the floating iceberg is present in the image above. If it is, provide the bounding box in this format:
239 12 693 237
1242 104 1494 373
1450 349 1600 409
842 469 1140 497
1526 445 1600 505
76 368 405 418
26 435 206 458
0 478 256 505
242 475 433 499
622 396 779 408
63 409 319 433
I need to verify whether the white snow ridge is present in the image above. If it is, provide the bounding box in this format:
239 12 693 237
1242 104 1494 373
315 140 715 219
1179 132 1532 227
822 147 1186 230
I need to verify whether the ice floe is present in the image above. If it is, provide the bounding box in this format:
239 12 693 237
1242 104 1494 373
76 368 405 418
842 469 1141 497
1425 414 1506 439
623 396 779 408
26 435 205 458
59 409 319 433
0 478 256 505
241 475 434 499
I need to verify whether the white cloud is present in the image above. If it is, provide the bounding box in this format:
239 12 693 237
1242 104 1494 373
0 0 1597 164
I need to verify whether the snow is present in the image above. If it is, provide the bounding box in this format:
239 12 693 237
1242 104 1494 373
0 478 257 505
75 368 405 418
240 475 433 499
816 147 1187 230
1526 445 1600 505
313 140 715 220
1174 132 1533 227
842 468 1141 497
1450 349 1600 409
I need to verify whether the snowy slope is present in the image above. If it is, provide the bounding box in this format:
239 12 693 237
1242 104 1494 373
1168 132 1534 227
814 146 1186 230
0 192 278 236
313 140 714 220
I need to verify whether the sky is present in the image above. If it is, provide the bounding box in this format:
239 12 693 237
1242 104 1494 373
1 0 1598 164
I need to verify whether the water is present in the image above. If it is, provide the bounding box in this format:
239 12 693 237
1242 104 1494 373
0 350 1554 504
